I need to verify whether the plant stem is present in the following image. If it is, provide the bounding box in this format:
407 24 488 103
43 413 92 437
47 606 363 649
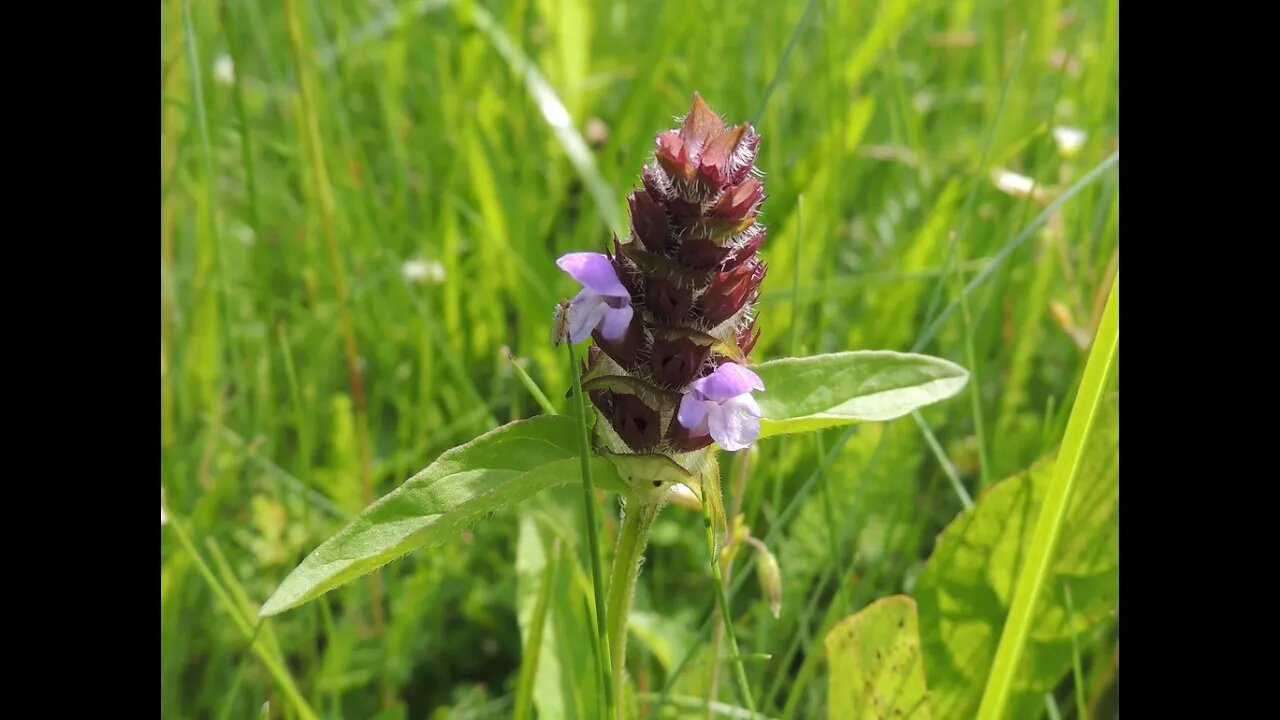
568 343 613 718
607 499 661 720
706 619 724 719
705 498 757 714
706 449 753 716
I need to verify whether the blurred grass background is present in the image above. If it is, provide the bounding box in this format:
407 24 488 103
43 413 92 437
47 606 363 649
160 0 1118 717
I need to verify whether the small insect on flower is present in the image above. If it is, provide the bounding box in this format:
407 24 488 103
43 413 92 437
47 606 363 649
552 298 572 347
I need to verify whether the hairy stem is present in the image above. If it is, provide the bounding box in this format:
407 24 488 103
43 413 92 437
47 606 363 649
607 499 661 720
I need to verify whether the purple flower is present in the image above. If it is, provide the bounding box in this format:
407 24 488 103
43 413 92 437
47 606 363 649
556 252 634 343
676 363 765 451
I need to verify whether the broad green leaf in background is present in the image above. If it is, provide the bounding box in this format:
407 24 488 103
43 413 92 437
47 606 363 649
754 351 970 438
777 421 920 618
825 596 932 720
912 387 1119 718
514 516 558 720
515 514 602 720
261 416 625 616
628 611 694 675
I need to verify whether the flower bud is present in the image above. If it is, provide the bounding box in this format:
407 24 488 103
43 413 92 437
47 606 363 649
628 190 672 254
608 392 662 452
702 261 766 327
649 334 711 388
647 275 695 325
756 547 782 619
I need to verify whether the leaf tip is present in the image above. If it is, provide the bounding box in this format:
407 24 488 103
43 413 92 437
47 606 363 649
258 592 289 618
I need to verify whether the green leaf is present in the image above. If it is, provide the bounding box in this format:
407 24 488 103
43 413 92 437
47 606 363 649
628 611 694 674
260 416 625 617
600 451 696 491
912 385 1119 718
753 351 970 438
514 517 559 720
515 513 602 720
825 596 932 720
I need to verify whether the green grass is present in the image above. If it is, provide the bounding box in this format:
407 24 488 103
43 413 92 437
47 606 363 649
160 0 1119 717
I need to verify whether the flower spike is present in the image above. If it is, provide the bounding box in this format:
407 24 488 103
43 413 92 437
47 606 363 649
555 93 769 454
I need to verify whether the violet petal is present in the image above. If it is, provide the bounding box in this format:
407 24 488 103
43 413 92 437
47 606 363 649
693 362 765 402
557 252 630 297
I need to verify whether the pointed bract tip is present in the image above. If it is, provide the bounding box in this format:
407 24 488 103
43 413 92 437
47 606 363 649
680 92 725 155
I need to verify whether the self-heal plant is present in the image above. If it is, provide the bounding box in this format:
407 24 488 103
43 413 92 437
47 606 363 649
551 93 777 710
554 93 769 457
259 93 972 720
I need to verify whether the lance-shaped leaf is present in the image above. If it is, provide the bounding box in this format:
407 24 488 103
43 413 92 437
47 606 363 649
260 416 625 617
752 351 969 438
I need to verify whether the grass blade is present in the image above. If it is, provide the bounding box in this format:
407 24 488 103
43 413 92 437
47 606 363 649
913 151 1120 353
164 511 318 720
281 0 383 634
752 0 819 126
568 342 614 716
912 410 972 509
706 488 756 714
468 4 624 236
508 349 559 416
975 272 1118 720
